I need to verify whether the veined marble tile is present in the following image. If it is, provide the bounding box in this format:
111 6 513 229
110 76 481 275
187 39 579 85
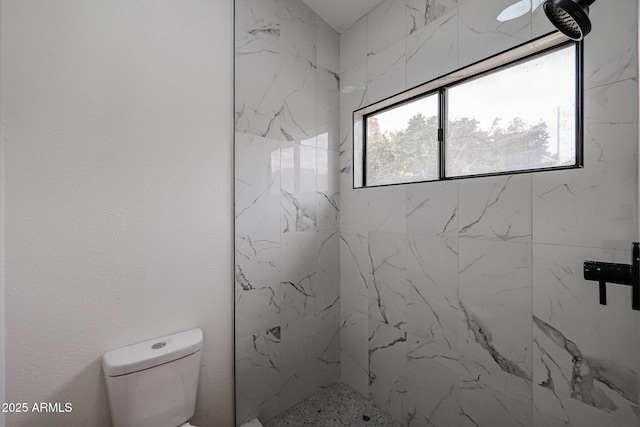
407 336 463 427
315 230 340 313
532 3 638 249
583 0 637 89
369 232 409 331
367 39 407 104
316 17 339 75
406 335 468 375
459 174 532 242
280 142 317 233
339 188 369 233
235 133 281 236
281 142 316 194
406 337 532 406
586 79 638 127
280 0 316 63
533 317 638 427
406 0 458 36
235 48 282 139
236 233 281 292
368 185 407 233
458 238 533 399
235 0 280 48
281 231 317 323
535 84 638 247
340 60 368 103
533 122 637 248
458 382 533 427
235 0 281 139
533 244 638 426
281 190 317 233
340 313 370 397
534 405 637 427
236 328 283 425
338 125 353 187
406 335 534 427
339 62 367 165
533 171 637 249
316 148 339 230
406 8 457 88
340 231 373 317
369 320 408 423
339 121 363 196
533 244 636 366
316 302 342 370
533 408 575 427
411 337 533 426
531 2 555 39
407 235 460 350
316 66 340 152
340 227 371 398
368 0 407 55
280 53 317 143
236 233 282 339
338 131 353 185
458 0 532 68
338 147 354 196
340 16 367 75
406 180 458 236
279 305 341 412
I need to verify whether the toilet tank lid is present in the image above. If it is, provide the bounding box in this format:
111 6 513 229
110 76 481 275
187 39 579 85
103 329 203 377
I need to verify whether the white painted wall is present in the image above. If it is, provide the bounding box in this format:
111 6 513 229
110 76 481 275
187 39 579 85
0 2 6 425
0 5 5 424
1 1 233 426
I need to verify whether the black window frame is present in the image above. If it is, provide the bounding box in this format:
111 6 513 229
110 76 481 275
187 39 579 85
354 31 584 189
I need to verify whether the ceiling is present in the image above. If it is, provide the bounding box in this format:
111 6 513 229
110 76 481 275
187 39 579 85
302 0 386 33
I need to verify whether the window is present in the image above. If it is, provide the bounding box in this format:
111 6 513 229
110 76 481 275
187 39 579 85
354 32 582 188
366 93 439 186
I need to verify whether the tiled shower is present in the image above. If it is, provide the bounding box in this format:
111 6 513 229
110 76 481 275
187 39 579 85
235 0 640 426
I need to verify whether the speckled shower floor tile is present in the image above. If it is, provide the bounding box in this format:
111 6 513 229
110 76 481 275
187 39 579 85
263 382 404 427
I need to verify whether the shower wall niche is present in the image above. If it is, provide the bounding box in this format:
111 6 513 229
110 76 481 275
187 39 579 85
234 0 341 424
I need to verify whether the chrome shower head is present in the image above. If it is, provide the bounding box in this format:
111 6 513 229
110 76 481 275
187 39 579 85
543 0 596 41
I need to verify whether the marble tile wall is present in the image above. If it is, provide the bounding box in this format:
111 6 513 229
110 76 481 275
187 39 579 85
235 0 340 424
339 0 639 426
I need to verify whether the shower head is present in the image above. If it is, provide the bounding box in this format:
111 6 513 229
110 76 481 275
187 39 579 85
543 0 596 41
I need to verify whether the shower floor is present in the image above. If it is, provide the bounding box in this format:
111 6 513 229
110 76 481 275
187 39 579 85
263 382 403 427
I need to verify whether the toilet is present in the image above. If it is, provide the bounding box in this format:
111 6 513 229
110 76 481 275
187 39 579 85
102 329 203 427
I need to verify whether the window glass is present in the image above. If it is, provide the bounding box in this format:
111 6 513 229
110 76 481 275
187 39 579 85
365 93 439 186
446 44 576 177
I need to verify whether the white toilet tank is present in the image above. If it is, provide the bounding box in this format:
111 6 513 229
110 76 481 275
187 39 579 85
103 329 203 427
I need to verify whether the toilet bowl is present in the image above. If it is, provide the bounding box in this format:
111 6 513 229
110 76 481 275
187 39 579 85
103 329 203 427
